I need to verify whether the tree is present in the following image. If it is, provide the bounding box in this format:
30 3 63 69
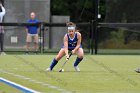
51 0 95 22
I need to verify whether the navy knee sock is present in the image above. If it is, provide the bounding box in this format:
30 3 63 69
74 57 83 67
50 58 58 70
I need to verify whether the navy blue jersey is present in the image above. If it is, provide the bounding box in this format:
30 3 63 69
63 32 82 50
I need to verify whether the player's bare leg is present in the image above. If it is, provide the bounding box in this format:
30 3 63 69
34 42 38 54
34 35 39 54
26 42 30 54
55 48 65 61
26 34 32 54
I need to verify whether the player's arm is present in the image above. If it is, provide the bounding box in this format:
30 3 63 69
72 32 81 54
0 4 6 16
63 34 69 59
0 4 6 22
37 20 40 34
25 20 29 34
37 28 40 34
25 28 28 34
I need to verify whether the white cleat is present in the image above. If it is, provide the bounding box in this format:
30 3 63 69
135 68 140 73
74 66 80 72
45 68 52 72
0 52 6 55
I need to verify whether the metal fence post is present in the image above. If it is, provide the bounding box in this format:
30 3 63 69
94 0 99 55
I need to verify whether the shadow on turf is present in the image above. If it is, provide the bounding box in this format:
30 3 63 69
47 70 98 73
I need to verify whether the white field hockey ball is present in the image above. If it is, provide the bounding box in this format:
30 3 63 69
62 69 64 72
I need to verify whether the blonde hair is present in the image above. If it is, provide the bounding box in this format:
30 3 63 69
66 22 76 27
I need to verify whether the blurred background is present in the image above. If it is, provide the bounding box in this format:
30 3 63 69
1 0 140 54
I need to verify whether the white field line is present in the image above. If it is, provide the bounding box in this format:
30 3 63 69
0 69 69 92
0 77 40 93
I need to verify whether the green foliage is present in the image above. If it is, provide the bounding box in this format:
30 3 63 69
51 0 95 22
110 29 124 43
99 29 140 49
105 0 140 22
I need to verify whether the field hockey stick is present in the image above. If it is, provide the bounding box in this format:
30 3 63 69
59 52 72 72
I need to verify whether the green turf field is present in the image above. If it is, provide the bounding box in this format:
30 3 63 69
0 55 140 93
0 82 23 93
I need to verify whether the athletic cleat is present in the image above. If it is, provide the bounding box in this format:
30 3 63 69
0 52 6 55
135 68 140 73
45 68 52 72
34 51 38 55
25 52 29 55
74 66 80 72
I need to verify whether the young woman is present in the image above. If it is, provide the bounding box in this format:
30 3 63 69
46 22 84 72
